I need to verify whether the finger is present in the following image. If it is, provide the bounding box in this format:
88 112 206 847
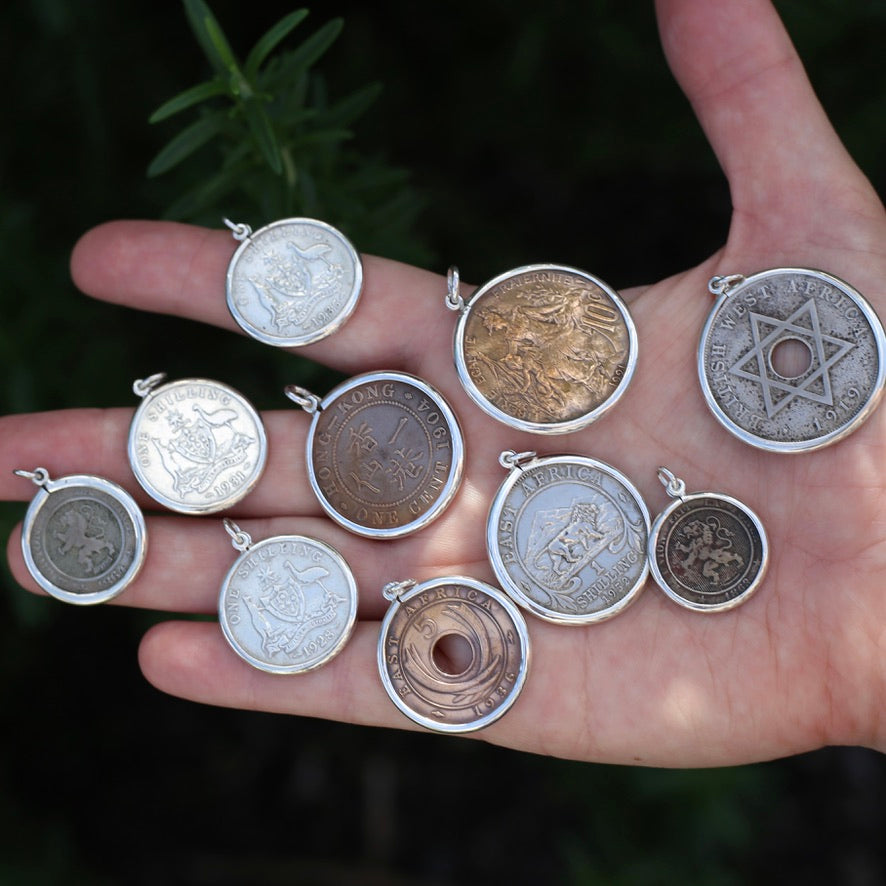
70 220 460 379
655 0 884 266
7 512 493 620
0 408 322 517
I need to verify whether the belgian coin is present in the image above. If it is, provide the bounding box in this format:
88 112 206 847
128 373 267 514
487 451 650 624
699 268 886 452
649 468 768 612
225 217 362 347
377 576 530 733
285 371 464 538
219 521 358 674
16 468 147 605
448 264 638 434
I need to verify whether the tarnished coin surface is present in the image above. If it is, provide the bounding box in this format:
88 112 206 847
219 534 358 674
301 372 464 538
377 576 530 733
226 217 362 347
649 492 768 612
487 453 650 624
699 268 886 452
454 265 637 434
20 472 147 605
128 375 267 514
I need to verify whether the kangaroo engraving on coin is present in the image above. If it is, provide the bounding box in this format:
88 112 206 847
219 534 358 674
304 372 464 538
128 376 267 514
699 268 886 451
20 473 147 605
487 454 650 624
377 577 530 733
649 494 767 612
454 265 637 434
226 218 362 347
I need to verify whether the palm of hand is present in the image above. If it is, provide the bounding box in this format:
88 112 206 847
4 0 886 765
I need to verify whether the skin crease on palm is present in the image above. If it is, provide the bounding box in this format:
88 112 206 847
3 0 886 767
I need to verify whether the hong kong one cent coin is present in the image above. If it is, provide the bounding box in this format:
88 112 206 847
286 371 464 538
128 374 268 514
377 576 530 733
487 452 650 624
225 217 363 347
16 468 147 605
448 264 638 434
649 469 769 612
219 521 358 674
699 268 886 452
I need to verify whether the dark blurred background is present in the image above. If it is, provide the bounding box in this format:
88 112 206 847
2 1 885 883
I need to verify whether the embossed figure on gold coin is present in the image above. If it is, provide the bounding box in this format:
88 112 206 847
454 265 638 434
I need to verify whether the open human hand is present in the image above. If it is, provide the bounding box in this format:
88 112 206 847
3 0 885 765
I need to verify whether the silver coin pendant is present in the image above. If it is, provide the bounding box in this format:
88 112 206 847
648 468 769 612
219 521 358 674
486 452 650 624
699 268 886 452
128 374 268 514
225 217 362 347
16 468 147 605
447 264 638 434
377 576 530 733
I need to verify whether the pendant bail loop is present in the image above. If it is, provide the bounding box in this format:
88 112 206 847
283 385 322 414
14 467 50 488
223 218 253 241
445 266 465 313
133 373 167 398
223 518 252 552
498 450 537 471
707 274 745 297
382 579 416 602
657 466 686 499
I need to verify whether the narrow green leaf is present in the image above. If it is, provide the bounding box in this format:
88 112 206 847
245 9 310 81
242 100 282 175
149 79 227 123
288 128 352 150
265 19 343 86
163 159 250 220
147 113 226 177
319 82 382 128
183 0 240 76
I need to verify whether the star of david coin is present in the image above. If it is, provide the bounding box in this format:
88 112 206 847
128 373 268 514
486 451 650 624
377 576 530 733
446 264 638 434
218 520 358 674
285 371 464 538
225 217 363 347
649 468 769 612
699 268 886 452
15 467 147 605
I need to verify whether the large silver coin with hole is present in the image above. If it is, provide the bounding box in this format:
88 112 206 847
699 268 886 452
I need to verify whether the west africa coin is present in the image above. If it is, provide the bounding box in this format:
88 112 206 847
16 468 147 605
128 374 267 514
649 468 768 612
219 521 358 674
699 268 886 452
447 264 638 434
225 217 362 347
377 576 530 733
487 452 650 624
285 371 464 538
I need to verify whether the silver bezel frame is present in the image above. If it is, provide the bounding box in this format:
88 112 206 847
128 376 268 514
453 264 639 435
225 217 363 348
698 267 886 452
21 474 147 605
376 575 530 733
304 371 465 539
486 454 651 624
218 534 358 674
648 490 769 613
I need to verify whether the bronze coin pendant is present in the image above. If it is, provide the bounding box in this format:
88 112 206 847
377 576 531 733
452 264 638 434
293 371 465 538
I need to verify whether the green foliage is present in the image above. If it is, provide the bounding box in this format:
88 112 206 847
147 1 426 263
